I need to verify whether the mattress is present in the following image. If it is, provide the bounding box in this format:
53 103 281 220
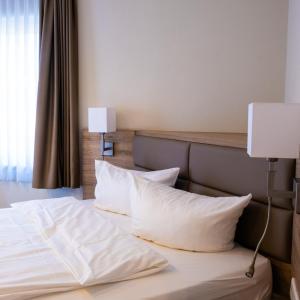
32 200 272 300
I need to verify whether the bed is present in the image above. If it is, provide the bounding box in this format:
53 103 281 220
1 200 271 300
0 131 295 299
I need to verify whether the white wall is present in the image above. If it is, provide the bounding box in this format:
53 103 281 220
0 0 290 207
78 0 288 133
285 0 300 103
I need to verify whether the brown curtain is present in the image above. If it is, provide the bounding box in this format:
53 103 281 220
32 0 80 189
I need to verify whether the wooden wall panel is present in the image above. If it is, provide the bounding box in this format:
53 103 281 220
136 130 247 149
271 259 292 297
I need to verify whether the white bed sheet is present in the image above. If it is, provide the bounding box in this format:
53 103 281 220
1 198 167 300
32 200 272 300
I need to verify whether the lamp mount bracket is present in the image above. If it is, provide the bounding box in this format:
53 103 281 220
266 158 300 213
100 133 114 157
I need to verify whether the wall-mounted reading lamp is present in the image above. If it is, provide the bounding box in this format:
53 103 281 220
246 102 300 278
88 107 116 157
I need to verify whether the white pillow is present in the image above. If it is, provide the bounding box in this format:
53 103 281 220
131 176 251 252
94 160 179 215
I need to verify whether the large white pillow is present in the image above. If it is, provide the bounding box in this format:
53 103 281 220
94 160 179 215
131 176 251 252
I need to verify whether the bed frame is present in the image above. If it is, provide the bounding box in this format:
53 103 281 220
81 129 296 298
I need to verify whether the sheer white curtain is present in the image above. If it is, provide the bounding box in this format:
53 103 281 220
0 0 39 182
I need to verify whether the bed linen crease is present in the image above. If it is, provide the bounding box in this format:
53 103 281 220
0 197 168 300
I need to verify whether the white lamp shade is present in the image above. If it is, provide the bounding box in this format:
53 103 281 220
88 107 116 133
247 102 300 159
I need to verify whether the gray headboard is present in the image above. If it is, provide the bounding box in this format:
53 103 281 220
133 135 295 263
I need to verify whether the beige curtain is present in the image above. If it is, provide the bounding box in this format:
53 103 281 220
32 0 80 188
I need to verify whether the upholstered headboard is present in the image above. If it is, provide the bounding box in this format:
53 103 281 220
133 135 295 264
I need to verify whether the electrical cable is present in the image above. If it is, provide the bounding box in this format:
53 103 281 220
245 159 274 278
245 194 272 278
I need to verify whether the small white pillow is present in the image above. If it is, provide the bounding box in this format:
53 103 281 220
94 160 179 215
131 176 251 252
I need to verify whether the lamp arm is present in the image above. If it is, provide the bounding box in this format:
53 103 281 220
246 158 275 278
294 178 300 214
267 158 296 199
246 159 300 278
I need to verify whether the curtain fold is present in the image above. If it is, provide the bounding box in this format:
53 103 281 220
0 0 39 182
32 0 80 188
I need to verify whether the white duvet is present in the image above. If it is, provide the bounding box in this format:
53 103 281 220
0 197 168 300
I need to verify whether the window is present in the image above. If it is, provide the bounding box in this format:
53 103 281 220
0 0 39 181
